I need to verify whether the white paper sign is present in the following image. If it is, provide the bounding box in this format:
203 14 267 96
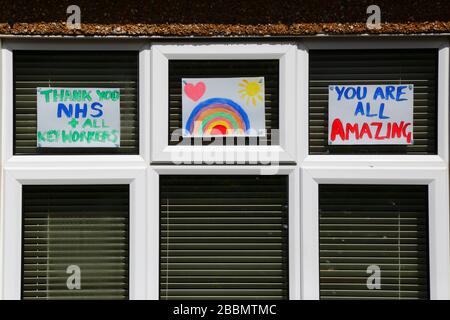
328 84 414 145
37 87 120 148
182 77 265 137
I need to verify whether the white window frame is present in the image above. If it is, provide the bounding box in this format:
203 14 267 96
299 37 450 300
1 39 151 163
147 166 301 300
150 43 298 164
0 38 4 297
2 166 147 300
301 37 449 164
0 40 150 299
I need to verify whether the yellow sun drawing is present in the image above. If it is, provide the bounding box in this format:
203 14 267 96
239 79 263 106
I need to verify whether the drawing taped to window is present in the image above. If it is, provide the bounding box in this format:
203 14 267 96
182 77 266 138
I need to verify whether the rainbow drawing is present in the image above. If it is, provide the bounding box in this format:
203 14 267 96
182 77 265 138
185 98 250 136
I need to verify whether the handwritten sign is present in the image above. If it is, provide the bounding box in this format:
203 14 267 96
328 84 413 145
37 87 120 148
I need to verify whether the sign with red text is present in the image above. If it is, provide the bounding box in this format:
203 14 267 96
37 87 120 148
328 84 413 145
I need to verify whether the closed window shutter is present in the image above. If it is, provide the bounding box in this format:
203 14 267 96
319 185 429 300
22 185 129 300
309 49 437 154
14 51 139 155
160 175 289 300
169 60 279 146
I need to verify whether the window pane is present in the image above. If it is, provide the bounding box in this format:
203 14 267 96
169 60 279 146
160 175 289 300
22 185 129 300
319 184 429 299
14 51 139 155
309 49 437 154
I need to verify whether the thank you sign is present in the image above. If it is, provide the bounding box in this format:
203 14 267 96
328 84 413 145
37 87 120 148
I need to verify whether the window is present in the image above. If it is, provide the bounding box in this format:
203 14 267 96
22 185 130 300
319 184 429 300
13 51 139 155
159 175 289 299
1 39 448 301
309 49 438 155
151 44 297 164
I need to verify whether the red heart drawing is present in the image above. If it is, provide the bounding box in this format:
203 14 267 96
184 81 206 101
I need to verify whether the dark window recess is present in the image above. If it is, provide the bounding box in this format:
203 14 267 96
160 175 289 300
14 51 139 155
309 49 438 154
22 185 129 300
319 184 429 300
169 60 279 146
